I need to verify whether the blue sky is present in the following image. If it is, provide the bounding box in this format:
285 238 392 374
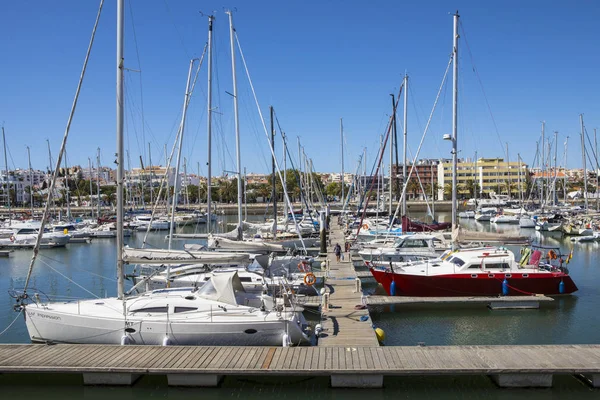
0 0 599 176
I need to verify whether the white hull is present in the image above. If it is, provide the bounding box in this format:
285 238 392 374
24 304 307 346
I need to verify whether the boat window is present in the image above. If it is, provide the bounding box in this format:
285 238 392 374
18 228 37 234
447 256 465 267
131 306 168 313
239 277 253 282
400 239 428 248
196 280 218 297
174 306 198 313
483 263 510 269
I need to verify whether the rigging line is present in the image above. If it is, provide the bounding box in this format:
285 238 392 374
234 31 307 251
389 53 454 230
35 257 101 299
128 0 146 164
162 0 192 59
38 253 118 282
459 21 504 151
22 0 105 294
0 309 22 337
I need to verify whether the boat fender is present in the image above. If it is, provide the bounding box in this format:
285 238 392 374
315 324 323 336
375 327 386 344
162 336 172 346
502 278 509 296
559 280 565 294
390 280 397 296
9 235 15 243
120 334 132 345
282 333 290 347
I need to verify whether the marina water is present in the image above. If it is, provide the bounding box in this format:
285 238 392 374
0 213 599 397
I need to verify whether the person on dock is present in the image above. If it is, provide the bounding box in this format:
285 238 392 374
334 243 342 262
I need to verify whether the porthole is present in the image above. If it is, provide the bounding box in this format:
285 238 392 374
488 274 494 278
471 274 477 278
244 329 257 334
505 274 512 278
523 273 529 278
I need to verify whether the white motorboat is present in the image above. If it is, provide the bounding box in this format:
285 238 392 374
518 216 536 228
490 214 519 224
0 221 71 248
358 234 449 262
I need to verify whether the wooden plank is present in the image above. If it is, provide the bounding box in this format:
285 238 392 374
260 347 276 369
234 347 256 370
170 346 199 369
189 346 218 369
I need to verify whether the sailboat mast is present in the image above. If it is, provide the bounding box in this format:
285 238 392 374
282 131 287 220
553 131 558 206
227 10 243 236
389 93 396 215
206 15 214 232
2 128 11 223
88 157 93 218
96 148 101 217
451 12 459 231
116 0 125 300
47 139 55 219
63 152 71 219
26 146 33 216
580 114 588 212
564 137 569 202
541 121 545 209
148 142 153 205
403 74 408 216
168 59 195 250
340 118 344 207
270 106 277 237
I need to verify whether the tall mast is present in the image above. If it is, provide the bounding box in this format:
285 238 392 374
88 157 93 218
595 128 599 211
3 129 10 221
389 93 396 215
402 74 408 216
270 106 277 237
96 148 101 217
206 14 214 232
63 152 71 219
451 12 459 232
505 142 510 200
243 167 247 221
553 131 558 206
580 114 588 212
541 121 545 209
226 10 243 237
183 158 189 206
26 146 34 216
46 139 54 219
116 0 125 300
168 59 195 250
517 153 522 205
282 131 288 220
148 142 153 205
298 136 303 208
340 118 344 207
564 137 569 202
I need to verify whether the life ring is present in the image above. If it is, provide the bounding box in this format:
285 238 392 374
297 261 310 272
547 250 557 260
9 235 15 243
304 272 316 286
362 224 368 230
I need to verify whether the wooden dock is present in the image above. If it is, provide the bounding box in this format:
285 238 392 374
315 223 380 347
299 294 553 309
0 343 599 388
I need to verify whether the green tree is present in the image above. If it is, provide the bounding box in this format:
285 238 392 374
325 182 342 198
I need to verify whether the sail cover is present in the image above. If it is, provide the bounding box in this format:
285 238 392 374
122 247 251 265
196 271 246 306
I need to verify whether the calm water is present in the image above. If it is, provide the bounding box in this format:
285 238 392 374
0 213 598 397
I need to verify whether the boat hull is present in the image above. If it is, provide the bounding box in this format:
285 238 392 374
24 306 308 346
369 268 578 297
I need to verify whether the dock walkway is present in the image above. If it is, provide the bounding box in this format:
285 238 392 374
0 344 599 388
315 222 380 347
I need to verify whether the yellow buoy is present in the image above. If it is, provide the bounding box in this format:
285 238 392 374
375 327 385 344
63 228 68 235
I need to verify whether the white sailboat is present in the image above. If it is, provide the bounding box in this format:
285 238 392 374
19 4 309 347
